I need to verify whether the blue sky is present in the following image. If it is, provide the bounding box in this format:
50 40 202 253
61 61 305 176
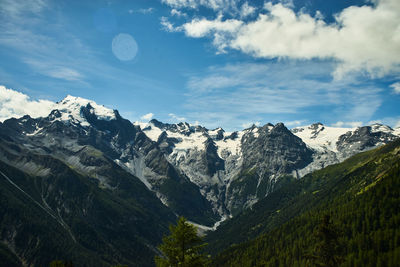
0 0 399 131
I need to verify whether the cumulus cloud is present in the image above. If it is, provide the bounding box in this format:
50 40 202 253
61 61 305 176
0 85 56 122
161 16 178 32
140 112 154 121
171 8 187 17
390 82 400 94
240 2 256 18
181 14 243 38
165 0 400 77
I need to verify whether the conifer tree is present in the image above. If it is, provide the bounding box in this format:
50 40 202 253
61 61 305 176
155 216 208 267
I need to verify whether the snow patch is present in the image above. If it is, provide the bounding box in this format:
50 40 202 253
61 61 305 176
292 124 354 152
215 131 244 158
141 124 164 142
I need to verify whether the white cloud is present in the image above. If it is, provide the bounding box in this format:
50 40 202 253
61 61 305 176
390 82 400 94
168 113 186 122
275 0 294 9
0 85 56 122
171 8 187 17
240 2 256 18
162 0 197 9
165 0 400 77
161 0 240 12
20 58 85 82
331 121 363 128
182 61 383 130
161 16 178 32
182 14 243 38
140 112 154 121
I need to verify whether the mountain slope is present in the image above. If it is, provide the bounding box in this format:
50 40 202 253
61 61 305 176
139 120 315 217
0 133 177 266
208 139 400 266
0 96 218 226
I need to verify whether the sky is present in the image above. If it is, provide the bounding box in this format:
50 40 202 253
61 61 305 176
0 0 399 131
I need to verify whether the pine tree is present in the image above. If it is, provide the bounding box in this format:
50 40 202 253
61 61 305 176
155 217 208 267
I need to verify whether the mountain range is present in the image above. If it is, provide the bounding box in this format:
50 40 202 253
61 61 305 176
0 95 399 266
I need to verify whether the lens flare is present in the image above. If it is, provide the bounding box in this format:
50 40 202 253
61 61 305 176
112 33 138 61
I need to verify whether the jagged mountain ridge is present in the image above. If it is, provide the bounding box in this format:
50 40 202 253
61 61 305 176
136 119 399 217
2 95 399 222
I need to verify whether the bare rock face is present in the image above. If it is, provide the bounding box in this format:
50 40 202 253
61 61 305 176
226 123 314 215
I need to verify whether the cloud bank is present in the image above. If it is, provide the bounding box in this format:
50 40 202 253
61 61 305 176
0 85 56 122
163 0 400 78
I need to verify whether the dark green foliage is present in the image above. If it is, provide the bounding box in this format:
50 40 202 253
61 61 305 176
155 217 209 267
306 215 344 267
210 139 400 266
0 242 22 266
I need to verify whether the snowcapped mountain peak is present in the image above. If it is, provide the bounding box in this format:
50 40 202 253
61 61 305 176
52 95 116 126
369 123 393 134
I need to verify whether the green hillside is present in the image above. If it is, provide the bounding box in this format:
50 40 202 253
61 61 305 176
209 139 400 266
